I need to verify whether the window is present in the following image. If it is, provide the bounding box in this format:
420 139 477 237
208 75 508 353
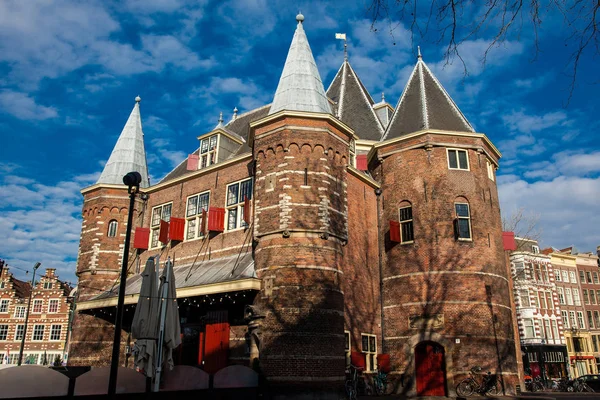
0 282 4 289
447 149 469 170
107 220 118 237
545 292 553 310
200 135 218 169
551 320 559 340
562 311 569 329
569 311 577 329
185 192 210 240
0 325 7 340
597 290 600 303
454 203 471 240
519 290 530 307
592 290 598 305
32 299 43 313
226 179 253 231
580 271 586 283
344 331 351 368
43 282 53 289
594 336 599 353
50 325 62 341
543 319 552 340
570 271 577 283
595 311 600 328
584 289 590 304
555 269 562 281
588 311 595 329
399 205 414 243
14 306 25 318
558 287 565 304
15 325 24 341
32 325 44 341
539 291 547 309
532 245 539 254
574 289 581 306
48 299 59 313
514 262 525 278
361 334 377 372
578 311 586 329
562 270 569 282
524 319 535 338
594 272 599 284
0 299 9 313
566 288 573 305
150 203 172 248
486 160 495 181
541 265 549 282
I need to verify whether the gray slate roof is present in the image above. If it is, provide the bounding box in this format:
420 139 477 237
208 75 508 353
269 16 332 115
92 252 256 301
97 98 150 188
382 56 474 141
326 60 384 141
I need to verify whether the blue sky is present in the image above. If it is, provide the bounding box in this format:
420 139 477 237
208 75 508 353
0 0 598 283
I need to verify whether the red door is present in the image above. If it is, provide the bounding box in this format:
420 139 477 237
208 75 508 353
415 342 446 396
203 310 230 374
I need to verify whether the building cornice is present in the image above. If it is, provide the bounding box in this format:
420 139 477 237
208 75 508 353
197 127 245 144
347 165 380 189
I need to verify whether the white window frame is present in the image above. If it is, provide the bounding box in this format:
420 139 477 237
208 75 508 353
0 282 4 289
344 330 351 368
543 319 552 340
555 269 562 281
43 282 53 289
32 299 43 313
454 202 472 241
592 289 598 304
361 333 377 372
0 299 9 313
185 191 210 241
577 311 586 329
519 289 530 307
562 311 569 329
594 272 599 284
32 325 44 341
566 288 573 305
588 311 594 329
573 289 581 306
562 270 569 282
399 204 414 244
570 271 577 283
532 245 539 254
486 160 495 181
558 287 565 304
14 306 26 318
0 324 8 341
225 178 253 231
107 220 118 237
523 319 535 338
14 324 24 341
584 289 590 304
48 299 59 313
569 311 577 329
150 202 172 249
50 325 62 341
538 291 546 309
199 134 219 169
551 320 559 340
447 148 469 170
545 291 553 310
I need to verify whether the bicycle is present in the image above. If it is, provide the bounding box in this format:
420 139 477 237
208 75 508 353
345 364 363 400
372 369 388 396
572 378 594 392
525 375 544 392
456 366 500 396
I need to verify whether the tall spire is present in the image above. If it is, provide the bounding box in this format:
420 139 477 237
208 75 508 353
268 14 332 115
97 97 150 188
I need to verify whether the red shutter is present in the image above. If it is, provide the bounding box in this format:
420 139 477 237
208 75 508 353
186 154 199 171
159 220 169 244
502 231 517 251
169 217 185 242
200 209 208 235
356 154 368 171
243 196 251 225
377 354 391 373
389 220 401 243
203 310 229 374
351 351 366 369
208 207 225 232
133 227 149 250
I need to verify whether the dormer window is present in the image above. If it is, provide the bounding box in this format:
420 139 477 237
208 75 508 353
44 282 53 290
200 135 219 169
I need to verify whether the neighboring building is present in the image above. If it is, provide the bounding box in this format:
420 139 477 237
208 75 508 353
0 267 73 365
510 238 568 380
69 15 520 396
576 252 600 373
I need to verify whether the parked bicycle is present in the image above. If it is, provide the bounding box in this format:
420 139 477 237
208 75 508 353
345 364 371 399
525 375 544 392
371 369 388 396
572 378 595 392
456 366 500 396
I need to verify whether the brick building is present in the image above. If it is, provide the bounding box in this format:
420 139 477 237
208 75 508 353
69 15 520 397
575 251 600 374
0 266 73 365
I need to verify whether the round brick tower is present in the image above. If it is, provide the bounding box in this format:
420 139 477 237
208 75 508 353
373 55 519 395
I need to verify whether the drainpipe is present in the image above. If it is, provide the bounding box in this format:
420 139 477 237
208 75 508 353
376 161 385 355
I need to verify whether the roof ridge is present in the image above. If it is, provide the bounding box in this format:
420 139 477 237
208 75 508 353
381 61 420 141
225 103 272 126
337 60 348 118
345 61 384 135
418 61 429 129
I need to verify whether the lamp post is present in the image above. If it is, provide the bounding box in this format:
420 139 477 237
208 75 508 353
570 326 579 378
18 262 40 366
108 172 141 396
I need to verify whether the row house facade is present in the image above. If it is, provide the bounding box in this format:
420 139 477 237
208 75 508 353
0 267 74 365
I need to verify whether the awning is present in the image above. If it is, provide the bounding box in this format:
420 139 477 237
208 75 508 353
570 355 595 361
77 252 259 311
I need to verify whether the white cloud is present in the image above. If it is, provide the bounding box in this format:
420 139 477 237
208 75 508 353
0 90 58 120
502 109 570 134
523 151 600 180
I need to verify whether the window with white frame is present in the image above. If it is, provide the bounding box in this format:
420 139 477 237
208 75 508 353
344 331 351 368
361 333 377 372
454 202 472 240
541 265 549 282
43 282 52 289
577 311 586 329
447 149 469 170
587 271 593 283
15 324 24 341
150 203 172 248
519 289 530 307
566 288 573 305
32 299 43 313
592 290 597 304
486 160 495 181
532 245 539 254
555 269 562 281
562 311 569 328
584 289 590 304
514 262 525 278
558 287 565 304
226 178 253 231
50 325 62 341
399 203 414 243
588 311 594 329
545 292 553 309
0 325 8 340
523 319 535 338
597 290 600 303
569 311 577 328
551 320 559 340
595 311 600 327
0 299 9 313
570 271 577 283
14 306 25 318
543 319 552 340
562 270 569 282
538 291 547 309
594 272 599 284
185 192 210 240
107 220 118 237
580 271 586 283
574 289 581 306
349 139 356 167
199 135 218 169
0 282 4 289
48 299 59 313
32 325 44 341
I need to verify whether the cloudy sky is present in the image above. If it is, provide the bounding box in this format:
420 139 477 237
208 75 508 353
0 0 598 283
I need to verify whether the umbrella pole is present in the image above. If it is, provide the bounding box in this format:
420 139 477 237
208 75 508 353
153 257 172 392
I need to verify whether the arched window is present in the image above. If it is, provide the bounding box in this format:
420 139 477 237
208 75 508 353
453 199 472 240
398 201 414 243
107 220 118 237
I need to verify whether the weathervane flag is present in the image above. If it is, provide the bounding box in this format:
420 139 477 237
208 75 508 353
335 33 346 40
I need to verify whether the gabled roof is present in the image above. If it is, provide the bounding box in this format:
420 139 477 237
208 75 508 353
97 97 150 188
269 14 331 115
382 53 474 141
326 60 384 141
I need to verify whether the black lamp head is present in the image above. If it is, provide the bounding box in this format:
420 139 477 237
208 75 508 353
123 171 142 187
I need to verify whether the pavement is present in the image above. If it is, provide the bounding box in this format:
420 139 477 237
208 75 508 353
357 393 598 400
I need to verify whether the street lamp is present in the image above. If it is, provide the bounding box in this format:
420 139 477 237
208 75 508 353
108 172 141 396
18 262 40 366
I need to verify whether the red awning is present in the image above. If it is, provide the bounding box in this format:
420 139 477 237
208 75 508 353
570 355 595 360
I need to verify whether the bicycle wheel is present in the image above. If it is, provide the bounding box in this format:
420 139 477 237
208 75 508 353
534 382 544 392
345 381 357 400
485 381 501 396
456 379 475 397
582 383 594 393
374 379 385 396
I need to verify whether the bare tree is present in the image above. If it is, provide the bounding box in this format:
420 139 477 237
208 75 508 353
502 207 543 250
367 0 599 105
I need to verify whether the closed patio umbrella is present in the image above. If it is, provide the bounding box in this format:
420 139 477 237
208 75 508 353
131 257 159 378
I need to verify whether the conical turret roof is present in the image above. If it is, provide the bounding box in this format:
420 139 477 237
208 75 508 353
327 59 384 140
97 97 150 188
382 52 474 141
269 14 332 115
